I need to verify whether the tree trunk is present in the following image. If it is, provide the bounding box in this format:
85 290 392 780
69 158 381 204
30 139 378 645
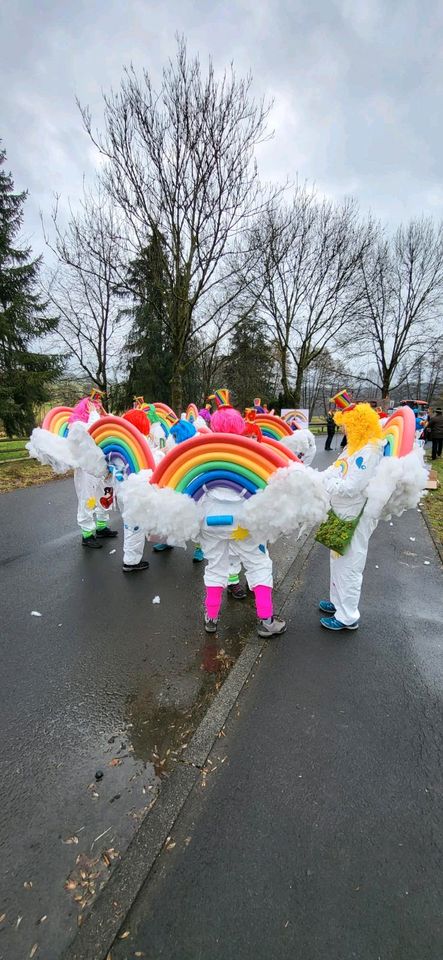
280 346 293 406
292 363 304 406
171 366 183 414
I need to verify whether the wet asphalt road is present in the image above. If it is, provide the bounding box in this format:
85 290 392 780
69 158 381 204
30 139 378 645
0 475 271 960
112 452 443 960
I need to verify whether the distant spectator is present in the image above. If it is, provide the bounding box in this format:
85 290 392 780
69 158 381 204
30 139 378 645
325 411 335 451
429 407 443 460
253 397 265 413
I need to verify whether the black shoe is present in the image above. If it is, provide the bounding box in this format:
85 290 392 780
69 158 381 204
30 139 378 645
96 527 118 538
82 536 103 549
122 559 150 573
227 582 247 599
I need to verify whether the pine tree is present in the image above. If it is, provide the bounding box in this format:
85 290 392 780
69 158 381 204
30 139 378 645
124 230 173 404
0 147 62 435
223 313 277 411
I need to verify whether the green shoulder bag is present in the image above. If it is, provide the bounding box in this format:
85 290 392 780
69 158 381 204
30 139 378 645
315 504 365 556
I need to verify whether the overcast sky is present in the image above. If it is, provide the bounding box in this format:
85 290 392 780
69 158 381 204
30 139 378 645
1 0 442 255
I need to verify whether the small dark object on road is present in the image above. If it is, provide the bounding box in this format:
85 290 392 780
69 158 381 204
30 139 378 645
95 770 104 781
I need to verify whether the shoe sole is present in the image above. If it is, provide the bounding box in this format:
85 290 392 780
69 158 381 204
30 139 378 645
122 566 150 573
204 625 218 633
318 606 336 614
257 625 287 638
82 542 103 549
320 621 359 631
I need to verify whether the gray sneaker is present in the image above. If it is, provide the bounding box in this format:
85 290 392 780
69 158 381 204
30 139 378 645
257 616 286 638
204 614 219 633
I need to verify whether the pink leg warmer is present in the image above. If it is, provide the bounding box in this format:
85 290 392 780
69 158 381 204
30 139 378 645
253 585 273 620
205 586 224 619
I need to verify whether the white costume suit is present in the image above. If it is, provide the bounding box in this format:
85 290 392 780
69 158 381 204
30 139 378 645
198 488 273 589
321 442 384 625
73 409 109 534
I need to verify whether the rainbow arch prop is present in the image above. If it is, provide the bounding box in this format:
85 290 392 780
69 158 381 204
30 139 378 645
381 407 415 458
42 406 73 437
186 403 199 423
281 409 309 426
253 414 293 441
152 402 178 434
151 433 297 501
88 415 155 474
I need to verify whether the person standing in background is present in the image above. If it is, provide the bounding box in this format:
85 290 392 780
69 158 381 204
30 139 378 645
429 407 443 460
325 410 335 450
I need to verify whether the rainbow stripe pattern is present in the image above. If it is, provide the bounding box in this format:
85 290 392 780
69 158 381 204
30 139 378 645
331 390 353 411
333 457 349 476
253 414 293 441
381 407 415 458
153 402 178 430
281 409 309 426
151 433 297 500
186 403 199 423
209 389 230 408
42 406 73 437
88 415 155 474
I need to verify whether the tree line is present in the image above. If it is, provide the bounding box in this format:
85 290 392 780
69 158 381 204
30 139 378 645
1 39 442 435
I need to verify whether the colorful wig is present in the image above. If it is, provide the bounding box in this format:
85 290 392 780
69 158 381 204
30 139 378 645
198 407 212 425
334 403 382 455
123 409 150 436
68 397 93 424
211 407 245 435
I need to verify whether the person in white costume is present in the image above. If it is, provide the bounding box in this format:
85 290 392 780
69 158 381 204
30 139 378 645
319 396 384 631
68 393 118 550
198 402 286 638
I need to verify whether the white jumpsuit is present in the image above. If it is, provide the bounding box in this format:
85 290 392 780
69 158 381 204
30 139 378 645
198 488 273 589
321 442 384 626
72 408 110 535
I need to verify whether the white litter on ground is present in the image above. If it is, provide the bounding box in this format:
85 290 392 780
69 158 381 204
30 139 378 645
31 611 42 617
424 560 431 565
109 549 116 555
152 596 161 604
409 537 416 542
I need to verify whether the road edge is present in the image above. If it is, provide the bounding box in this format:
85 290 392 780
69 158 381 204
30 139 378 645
61 531 316 960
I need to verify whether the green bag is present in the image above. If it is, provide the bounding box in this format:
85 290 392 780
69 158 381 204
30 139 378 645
315 505 365 556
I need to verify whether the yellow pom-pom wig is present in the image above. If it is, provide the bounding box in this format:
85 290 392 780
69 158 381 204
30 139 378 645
334 403 382 456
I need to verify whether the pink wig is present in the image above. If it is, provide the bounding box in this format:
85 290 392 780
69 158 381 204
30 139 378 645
68 397 92 424
211 407 245 435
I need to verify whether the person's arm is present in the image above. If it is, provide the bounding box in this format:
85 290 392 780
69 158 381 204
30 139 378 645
321 445 382 498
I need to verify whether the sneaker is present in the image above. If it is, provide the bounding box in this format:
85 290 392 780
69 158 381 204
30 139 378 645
318 600 336 614
96 527 118 538
193 547 204 562
82 535 103 549
204 614 219 633
153 543 174 552
227 582 247 600
122 560 150 573
320 616 359 631
257 616 286 637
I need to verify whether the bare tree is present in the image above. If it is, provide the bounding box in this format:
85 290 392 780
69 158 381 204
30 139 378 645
357 218 443 398
79 38 273 410
252 188 372 404
43 190 127 397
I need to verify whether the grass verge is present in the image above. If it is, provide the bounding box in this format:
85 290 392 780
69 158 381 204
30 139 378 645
0 460 71 493
422 456 443 548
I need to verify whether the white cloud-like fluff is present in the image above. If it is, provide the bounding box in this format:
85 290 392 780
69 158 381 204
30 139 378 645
280 429 317 466
365 450 428 521
27 422 106 477
117 473 200 546
243 463 330 543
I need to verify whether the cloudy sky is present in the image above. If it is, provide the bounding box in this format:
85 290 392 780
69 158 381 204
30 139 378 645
1 0 442 255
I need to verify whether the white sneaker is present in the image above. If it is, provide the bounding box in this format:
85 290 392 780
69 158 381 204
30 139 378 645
257 616 286 638
204 614 219 633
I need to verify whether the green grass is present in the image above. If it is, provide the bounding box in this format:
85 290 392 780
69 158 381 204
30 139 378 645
0 439 29 462
422 456 443 548
0 459 71 493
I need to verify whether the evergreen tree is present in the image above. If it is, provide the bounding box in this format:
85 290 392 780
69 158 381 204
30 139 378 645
0 147 62 435
124 230 173 404
223 313 276 410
